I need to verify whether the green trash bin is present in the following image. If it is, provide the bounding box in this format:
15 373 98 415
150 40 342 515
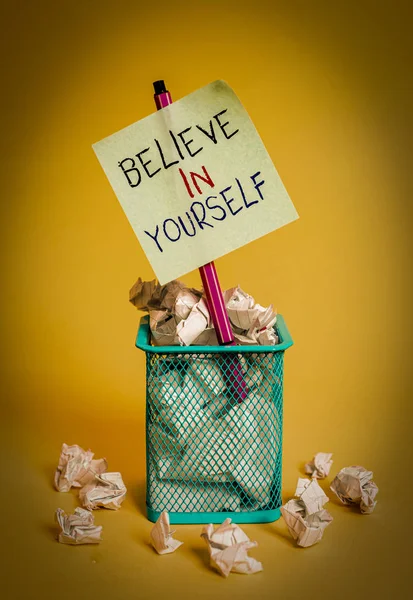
136 314 293 524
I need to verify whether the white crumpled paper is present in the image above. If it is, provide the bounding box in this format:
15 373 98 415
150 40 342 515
54 443 108 492
147 364 278 510
330 466 378 514
55 507 102 545
150 511 183 555
186 357 226 398
225 393 278 507
305 452 333 479
148 476 240 513
149 373 204 446
79 472 127 510
158 391 277 507
281 478 333 547
130 278 278 347
201 518 263 577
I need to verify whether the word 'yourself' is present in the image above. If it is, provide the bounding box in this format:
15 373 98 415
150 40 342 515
144 171 265 253
118 109 239 188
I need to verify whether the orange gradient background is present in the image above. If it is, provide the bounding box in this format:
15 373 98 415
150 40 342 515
1 1 412 598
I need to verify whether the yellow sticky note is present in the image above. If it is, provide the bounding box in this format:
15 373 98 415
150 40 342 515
93 80 298 284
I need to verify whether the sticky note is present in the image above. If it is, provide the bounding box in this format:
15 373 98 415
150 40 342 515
93 80 298 284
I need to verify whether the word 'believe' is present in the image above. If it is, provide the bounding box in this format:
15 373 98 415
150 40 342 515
118 109 239 188
144 171 265 253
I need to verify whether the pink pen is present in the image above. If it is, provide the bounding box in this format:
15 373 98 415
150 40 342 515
153 80 248 402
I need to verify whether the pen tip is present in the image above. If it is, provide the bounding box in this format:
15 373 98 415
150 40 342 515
153 80 167 95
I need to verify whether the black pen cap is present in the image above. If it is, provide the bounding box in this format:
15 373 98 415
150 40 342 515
153 80 167 95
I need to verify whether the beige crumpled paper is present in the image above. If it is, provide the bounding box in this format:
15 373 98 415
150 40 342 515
150 300 214 347
223 286 278 345
148 284 209 346
295 477 329 514
305 452 333 479
176 297 217 346
281 478 333 547
130 278 201 310
79 472 127 510
330 466 378 514
130 278 278 346
201 518 263 577
150 511 183 554
149 310 180 346
281 500 333 548
129 277 158 311
54 443 108 492
55 507 102 545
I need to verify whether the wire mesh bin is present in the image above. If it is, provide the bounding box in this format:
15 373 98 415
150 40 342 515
136 314 293 524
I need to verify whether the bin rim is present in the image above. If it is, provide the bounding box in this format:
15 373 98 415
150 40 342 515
135 314 293 354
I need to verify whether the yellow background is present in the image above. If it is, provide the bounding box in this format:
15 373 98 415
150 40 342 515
1 1 412 598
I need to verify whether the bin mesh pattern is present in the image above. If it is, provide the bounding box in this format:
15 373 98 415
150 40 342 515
146 350 284 514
